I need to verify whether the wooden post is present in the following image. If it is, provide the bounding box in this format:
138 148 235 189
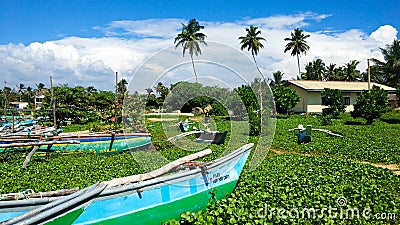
11 108 14 133
50 76 56 129
367 59 371 90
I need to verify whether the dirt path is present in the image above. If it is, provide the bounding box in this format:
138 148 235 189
270 148 400 176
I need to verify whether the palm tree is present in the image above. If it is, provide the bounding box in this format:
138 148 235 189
372 39 400 87
301 59 325 80
174 19 207 83
35 83 45 95
343 60 361 81
238 25 266 79
313 59 325 80
239 25 267 129
26 86 33 105
117 79 128 94
16 83 26 102
284 28 310 78
269 71 285 88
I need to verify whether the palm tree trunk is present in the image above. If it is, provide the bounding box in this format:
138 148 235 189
252 55 265 80
252 54 264 131
296 54 301 78
190 54 198 83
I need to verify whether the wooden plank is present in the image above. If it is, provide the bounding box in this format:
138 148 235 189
0 140 80 148
22 145 41 168
1 188 80 201
29 188 80 198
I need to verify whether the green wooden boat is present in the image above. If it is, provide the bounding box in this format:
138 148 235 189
0 133 152 155
0 143 253 225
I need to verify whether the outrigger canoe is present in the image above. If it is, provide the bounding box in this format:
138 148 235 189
0 133 152 155
0 143 254 225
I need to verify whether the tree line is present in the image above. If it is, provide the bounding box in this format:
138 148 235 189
2 19 398 128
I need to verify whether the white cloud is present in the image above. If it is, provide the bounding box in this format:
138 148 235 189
369 25 398 43
0 14 397 91
93 18 183 38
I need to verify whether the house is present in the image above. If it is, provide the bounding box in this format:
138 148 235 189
10 102 29 110
286 80 397 113
34 92 46 109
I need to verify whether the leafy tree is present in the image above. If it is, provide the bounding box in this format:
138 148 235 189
93 90 115 121
372 39 400 87
238 25 266 79
351 85 390 124
321 88 346 118
174 19 207 83
397 83 400 106
284 28 310 78
40 85 107 125
155 82 169 100
272 86 300 115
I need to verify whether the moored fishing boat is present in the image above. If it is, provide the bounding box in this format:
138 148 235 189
0 133 152 155
0 143 254 225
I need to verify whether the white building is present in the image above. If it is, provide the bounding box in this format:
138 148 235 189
286 80 397 113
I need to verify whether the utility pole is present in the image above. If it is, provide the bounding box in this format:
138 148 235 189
115 72 118 132
3 81 7 123
367 59 371 90
50 76 56 129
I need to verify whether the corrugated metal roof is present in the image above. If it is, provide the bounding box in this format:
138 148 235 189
287 80 396 92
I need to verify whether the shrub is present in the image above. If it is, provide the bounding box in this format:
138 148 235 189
351 85 390 124
380 111 400 124
321 88 345 118
272 86 300 115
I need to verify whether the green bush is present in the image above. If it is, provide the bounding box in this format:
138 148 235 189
351 86 390 124
380 111 400 124
321 88 345 118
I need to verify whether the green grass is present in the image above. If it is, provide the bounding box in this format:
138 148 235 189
0 152 144 193
1 115 399 225
272 114 400 164
167 154 400 224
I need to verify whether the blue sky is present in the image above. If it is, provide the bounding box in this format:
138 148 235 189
1 0 399 44
0 0 399 90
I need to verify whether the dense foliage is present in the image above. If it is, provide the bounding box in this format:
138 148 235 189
0 152 144 193
167 154 400 224
371 39 400 87
272 86 300 115
272 114 400 164
351 86 390 124
321 88 346 118
1 115 399 225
